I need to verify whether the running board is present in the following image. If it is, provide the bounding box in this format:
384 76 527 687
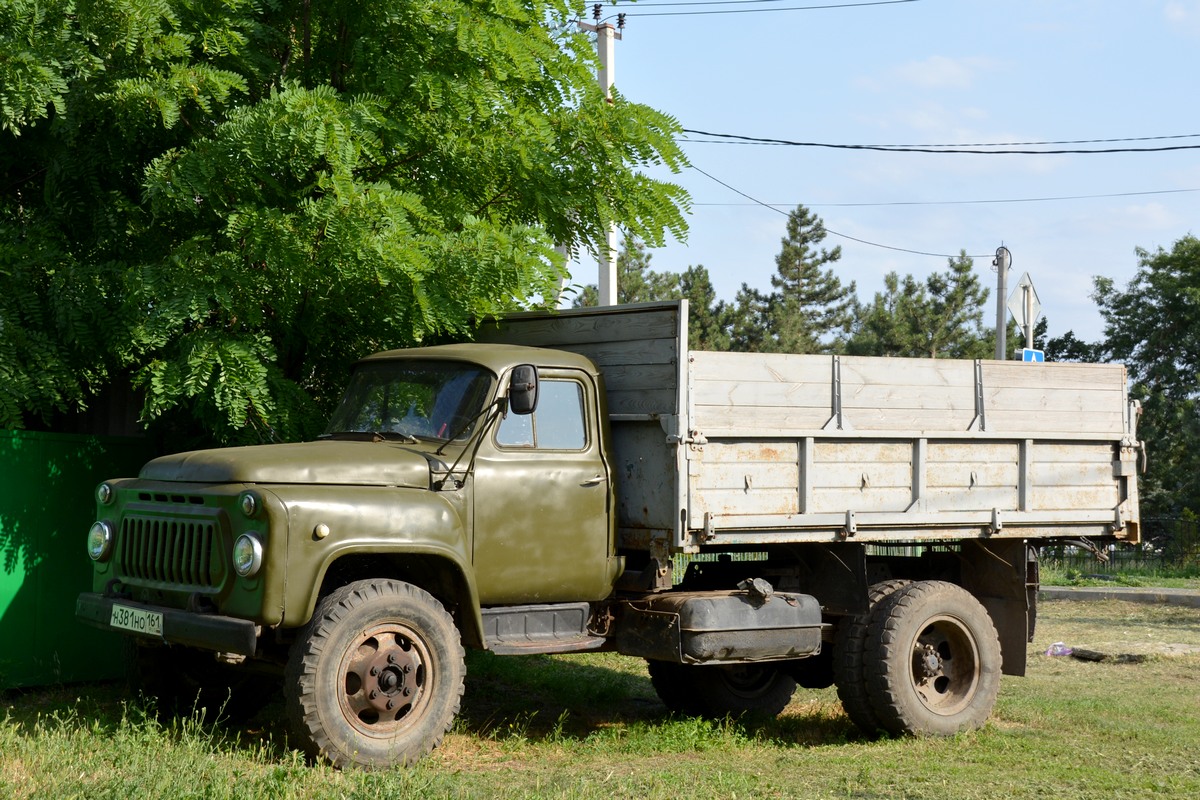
481 602 607 655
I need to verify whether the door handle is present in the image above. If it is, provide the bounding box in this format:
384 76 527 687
581 474 607 487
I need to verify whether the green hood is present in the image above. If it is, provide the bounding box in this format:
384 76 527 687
139 441 433 488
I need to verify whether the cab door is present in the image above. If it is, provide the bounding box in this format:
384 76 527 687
471 368 617 604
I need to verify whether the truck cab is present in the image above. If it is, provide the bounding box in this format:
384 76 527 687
79 343 624 650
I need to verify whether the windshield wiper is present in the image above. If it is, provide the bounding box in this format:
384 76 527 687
319 430 419 444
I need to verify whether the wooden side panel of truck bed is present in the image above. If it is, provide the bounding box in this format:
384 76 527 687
481 302 1140 552
688 350 1139 547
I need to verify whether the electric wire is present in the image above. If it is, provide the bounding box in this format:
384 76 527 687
615 0 918 17
689 164 994 258
680 129 1200 154
615 0 866 6
691 187 1200 208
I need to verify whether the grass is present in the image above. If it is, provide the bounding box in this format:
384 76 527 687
1040 561 1200 590
5 598 1200 799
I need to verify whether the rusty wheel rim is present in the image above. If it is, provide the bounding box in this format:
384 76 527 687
907 614 981 717
719 664 779 699
337 622 433 739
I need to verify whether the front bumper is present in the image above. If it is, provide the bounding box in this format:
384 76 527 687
76 593 260 657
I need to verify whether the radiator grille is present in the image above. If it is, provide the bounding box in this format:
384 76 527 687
119 515 221 587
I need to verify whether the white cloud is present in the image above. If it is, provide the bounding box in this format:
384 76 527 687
1165 1 1200 34
859 56 1000 92
1120 202 1182 231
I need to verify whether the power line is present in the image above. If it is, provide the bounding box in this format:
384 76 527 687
618 0 868 6
619 0 918 18
689 164 992 258
613 0 843 6
684 132 1200 148
681 129 1200 154
692 187 1200 208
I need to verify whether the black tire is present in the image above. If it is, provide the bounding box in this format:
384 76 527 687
784 646 834 690
862 580 1001 736
647 660 796 718
646 660 706 716
126 640 278 724
696 662 797 717
832 579 911 735
285 579 465 769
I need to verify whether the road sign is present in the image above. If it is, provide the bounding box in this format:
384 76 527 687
1007 272 1041 328
1021 348 1045 363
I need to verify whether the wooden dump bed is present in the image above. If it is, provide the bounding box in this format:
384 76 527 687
481 302 1140 553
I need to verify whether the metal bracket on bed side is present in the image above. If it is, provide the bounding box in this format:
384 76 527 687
968 359 987 432
822 355 853 431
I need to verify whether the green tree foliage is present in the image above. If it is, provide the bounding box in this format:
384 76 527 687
730 205 855 354
1093 235 1200 516
1043 325 1104 363
847 252 992 359
0 1 689 443
678 265 733 351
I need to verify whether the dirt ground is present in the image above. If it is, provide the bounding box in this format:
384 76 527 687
1034 598 1200 658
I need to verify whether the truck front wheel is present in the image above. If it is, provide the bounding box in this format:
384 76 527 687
862 580 1001 736
285 579 465 768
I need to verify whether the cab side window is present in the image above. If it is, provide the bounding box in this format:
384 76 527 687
497 378 586 450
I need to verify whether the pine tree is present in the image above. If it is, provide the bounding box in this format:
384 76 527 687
572 239 733 350
735 205 855 354
847 252 990 359
571 237 681 307
679 266 733 351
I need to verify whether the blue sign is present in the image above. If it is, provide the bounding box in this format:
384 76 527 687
1021 348 1045 363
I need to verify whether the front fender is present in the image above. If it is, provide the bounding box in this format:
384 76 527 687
268 485 482 642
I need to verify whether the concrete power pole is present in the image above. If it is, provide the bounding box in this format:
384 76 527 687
992 246 1012 360
579 6 624 305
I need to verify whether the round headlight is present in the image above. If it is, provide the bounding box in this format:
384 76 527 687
96 483 114 505
239 492 259 518
88 521 114 561
232 533 264 577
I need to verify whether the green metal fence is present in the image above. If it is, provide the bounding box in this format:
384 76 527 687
0 430 154 688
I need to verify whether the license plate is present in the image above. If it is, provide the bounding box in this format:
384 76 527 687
110 604 164 637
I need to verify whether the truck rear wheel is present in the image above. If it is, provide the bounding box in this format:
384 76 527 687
832 579 911 735
285 579 465 768
862 580 1001 736
646 660 705 716
647 660 796 718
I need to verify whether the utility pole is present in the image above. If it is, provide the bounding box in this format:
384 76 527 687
992 246 1011 359
579 5 625 305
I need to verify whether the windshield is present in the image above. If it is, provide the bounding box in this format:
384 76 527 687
324 360 494 441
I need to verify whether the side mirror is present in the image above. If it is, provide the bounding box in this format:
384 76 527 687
508 364 538 415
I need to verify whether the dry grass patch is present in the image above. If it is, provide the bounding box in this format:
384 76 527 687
4 598 1200 798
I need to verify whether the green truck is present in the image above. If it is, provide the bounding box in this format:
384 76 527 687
77 301 1142 768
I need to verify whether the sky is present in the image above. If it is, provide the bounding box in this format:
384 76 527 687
568 0 1200 344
